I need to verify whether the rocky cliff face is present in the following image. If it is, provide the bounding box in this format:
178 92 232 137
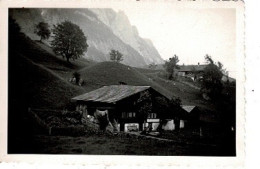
90 9 164 64
10 8 163 67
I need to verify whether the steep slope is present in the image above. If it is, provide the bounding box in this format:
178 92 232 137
79 62 150 89
8 34 86 110
8 32 88 153
77 61 175 100
9 51 86 109
10 8 147 67
90 9 164 64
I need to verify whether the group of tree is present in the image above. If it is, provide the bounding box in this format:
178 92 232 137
33 20 88 63
163 53 230 102
201 54 225 100
201 55 236 130
109 49 123 62
164 54 180 80
14 18 125 65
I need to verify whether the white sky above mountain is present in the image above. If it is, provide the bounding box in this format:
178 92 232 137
113 4 236 78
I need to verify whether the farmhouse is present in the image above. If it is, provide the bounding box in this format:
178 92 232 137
177 64 207 81
71 85 171 132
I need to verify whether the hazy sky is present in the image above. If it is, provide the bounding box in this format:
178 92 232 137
114 4 236 78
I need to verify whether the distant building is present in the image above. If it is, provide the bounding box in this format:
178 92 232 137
177 64 207 81
71 85 171 132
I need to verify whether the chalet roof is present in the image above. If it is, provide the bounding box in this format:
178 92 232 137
178 65 207 72
72 85 151 104
181 105 197 113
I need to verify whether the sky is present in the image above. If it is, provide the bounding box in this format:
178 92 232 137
114 3 236 78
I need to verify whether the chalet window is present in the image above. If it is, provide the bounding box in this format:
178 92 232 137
128 112 133 118
122 112 126 118
122 112 136 118
148 113 157 119
132 112 136 118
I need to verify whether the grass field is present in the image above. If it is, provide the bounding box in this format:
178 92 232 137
20 133 228 155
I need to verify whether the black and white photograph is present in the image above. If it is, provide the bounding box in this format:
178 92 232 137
1 0 245 165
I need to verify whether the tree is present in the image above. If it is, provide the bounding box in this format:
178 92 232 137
135 91 152 131
154 96 183 131
164 55 180 80
34 22 51 42
168 97 183 130
149 62 157 69
109 49 123 62
201 55 224 99
154 96 169 132
51 21 88 63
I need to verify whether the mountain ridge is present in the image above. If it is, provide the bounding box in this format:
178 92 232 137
90 9 164 64
10 8 164 67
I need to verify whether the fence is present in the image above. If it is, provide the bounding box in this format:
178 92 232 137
29 108 102 136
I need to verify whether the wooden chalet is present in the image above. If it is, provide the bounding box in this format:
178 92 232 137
71 85 170 132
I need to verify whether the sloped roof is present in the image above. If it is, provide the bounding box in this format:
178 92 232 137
178 65 207 72
181 105 197 113
72 85 151 104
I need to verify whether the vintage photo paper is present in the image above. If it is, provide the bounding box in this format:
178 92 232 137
0 0 245 167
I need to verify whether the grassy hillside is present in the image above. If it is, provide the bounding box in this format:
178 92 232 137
9 36 87 110
10 34 212 112
9 29 217 119
75 61 216 114
8 32 88 153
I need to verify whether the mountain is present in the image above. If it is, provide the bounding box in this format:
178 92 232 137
9 8 163 67
90 9 164 64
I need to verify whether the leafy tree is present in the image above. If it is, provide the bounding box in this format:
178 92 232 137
135 91 152 130
168 97 183 130
109 49 123 62
154 96 169 121
201 54 224 99
149 62 157 69
154 96 183 131
164 55 180 80
34 22 51 42
51 21 88 63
